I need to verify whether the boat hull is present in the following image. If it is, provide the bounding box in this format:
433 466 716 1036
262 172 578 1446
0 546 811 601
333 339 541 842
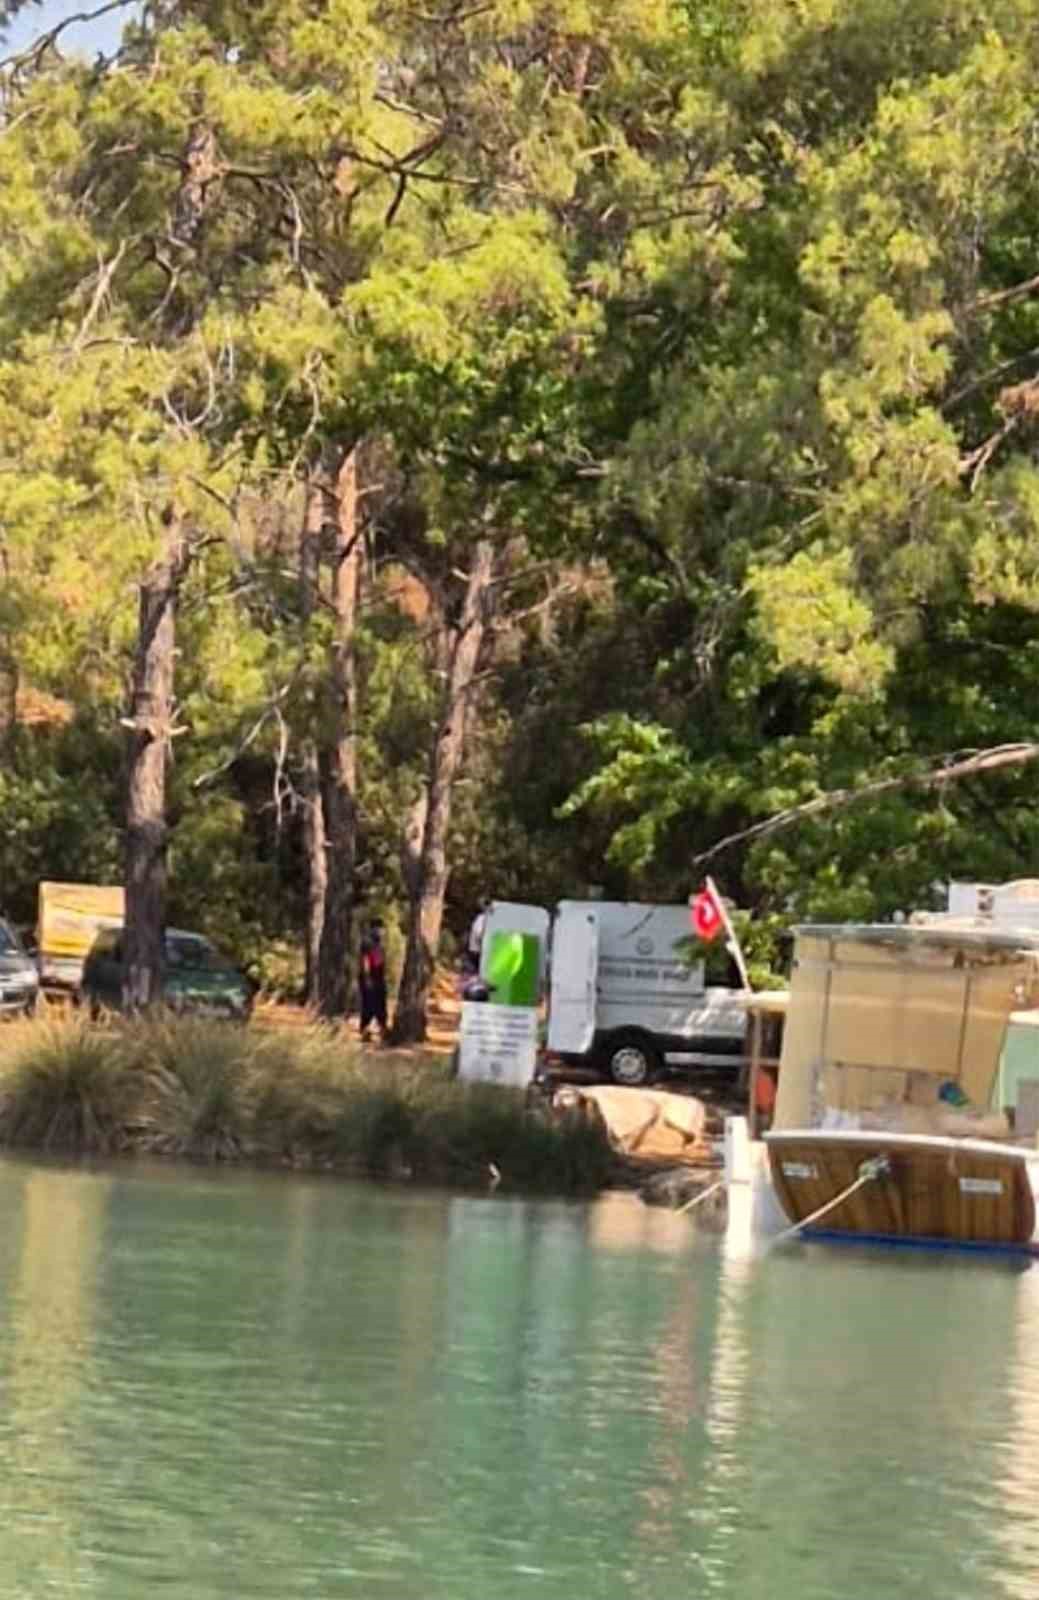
766 1130 1039 1250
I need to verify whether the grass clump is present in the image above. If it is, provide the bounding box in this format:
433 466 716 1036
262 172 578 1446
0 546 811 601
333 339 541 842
0 1016 616 1195
0 1018 135 1154
248 1030 373 1166
121 1016 255 1160
403 1075 616 1193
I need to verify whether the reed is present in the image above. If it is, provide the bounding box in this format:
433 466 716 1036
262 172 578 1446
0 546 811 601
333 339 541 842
0 1017 615 1193
0 1018 136 1154
120 1016 255 1161
401 1072 616 1191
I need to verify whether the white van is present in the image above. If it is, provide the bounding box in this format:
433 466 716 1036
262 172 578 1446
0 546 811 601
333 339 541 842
479 899 750 1087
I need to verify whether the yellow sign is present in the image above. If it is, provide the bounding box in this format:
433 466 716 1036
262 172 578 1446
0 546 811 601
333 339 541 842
38 882 124 961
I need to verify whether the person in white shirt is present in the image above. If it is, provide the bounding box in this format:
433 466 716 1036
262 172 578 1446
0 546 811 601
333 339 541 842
467 899 490 964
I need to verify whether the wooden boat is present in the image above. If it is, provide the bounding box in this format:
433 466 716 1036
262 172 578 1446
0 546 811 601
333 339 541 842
755 914 1039 1254
767 1128 1039 1250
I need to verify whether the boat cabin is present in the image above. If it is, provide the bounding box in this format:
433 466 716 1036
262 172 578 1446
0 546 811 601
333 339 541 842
772 922 1039 1139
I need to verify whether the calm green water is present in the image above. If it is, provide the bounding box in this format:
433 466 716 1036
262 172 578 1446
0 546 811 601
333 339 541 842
0 1159 1037 1600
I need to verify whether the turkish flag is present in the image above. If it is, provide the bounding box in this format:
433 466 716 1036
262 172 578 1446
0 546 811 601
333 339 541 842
691 885 725 942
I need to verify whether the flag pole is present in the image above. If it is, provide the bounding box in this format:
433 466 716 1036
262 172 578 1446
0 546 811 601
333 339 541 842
706 874 751 992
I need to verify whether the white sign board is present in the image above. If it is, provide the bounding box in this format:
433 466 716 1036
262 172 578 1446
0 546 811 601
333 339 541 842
958 1177 1003 1196
458 1002 538 1086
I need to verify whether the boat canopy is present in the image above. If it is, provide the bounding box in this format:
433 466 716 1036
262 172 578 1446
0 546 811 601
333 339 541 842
773 924 1039 1130
796 921 1039 955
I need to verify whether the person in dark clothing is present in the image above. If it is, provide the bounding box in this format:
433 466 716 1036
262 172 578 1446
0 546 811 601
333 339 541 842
358 920 388 1042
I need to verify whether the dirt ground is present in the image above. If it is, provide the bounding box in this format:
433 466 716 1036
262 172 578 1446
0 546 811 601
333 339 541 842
252 968 462 1068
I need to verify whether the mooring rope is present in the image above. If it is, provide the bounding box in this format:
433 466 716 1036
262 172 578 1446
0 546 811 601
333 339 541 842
677 1178 725 1214
772 1154 891 1247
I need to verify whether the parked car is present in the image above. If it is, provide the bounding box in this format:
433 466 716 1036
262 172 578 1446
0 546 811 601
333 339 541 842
0 917 40 1017
80 928 254 1020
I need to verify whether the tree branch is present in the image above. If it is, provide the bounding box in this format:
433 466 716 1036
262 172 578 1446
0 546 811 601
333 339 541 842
0 0 135 73
943 345 1039 413
193 674 302 790
71 240 130 354
692 742 1039 866
960 415 1020 489
971 272 1039 314
373 91 444 128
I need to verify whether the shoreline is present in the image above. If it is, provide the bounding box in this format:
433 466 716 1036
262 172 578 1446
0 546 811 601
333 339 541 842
0 1015 618 1197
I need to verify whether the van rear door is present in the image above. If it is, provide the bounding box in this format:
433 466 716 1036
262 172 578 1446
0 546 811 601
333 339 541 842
547 905 599 1056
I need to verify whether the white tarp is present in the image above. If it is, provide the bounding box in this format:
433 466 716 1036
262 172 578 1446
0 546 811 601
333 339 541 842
554 1085 709 1162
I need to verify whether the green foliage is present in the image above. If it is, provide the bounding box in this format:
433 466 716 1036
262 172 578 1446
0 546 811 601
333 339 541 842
404 1077 615 1193
0 1016 615 1191
0 729 122 933
748 550 895 695
0 1017 135 1153
6 0 1039 997
125 1015 254 1160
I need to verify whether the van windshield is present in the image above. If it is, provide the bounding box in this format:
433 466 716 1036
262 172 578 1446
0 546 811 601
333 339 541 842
0 922 22 956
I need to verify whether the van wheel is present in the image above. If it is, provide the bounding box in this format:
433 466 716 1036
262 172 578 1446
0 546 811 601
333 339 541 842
604 1033 661 1088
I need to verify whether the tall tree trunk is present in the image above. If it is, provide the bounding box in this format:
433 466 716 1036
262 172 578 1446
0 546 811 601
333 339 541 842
123 516 185 1011
121 122 215 1011
391 540 494 1044
317 447 361 1018
302 746 326 1007
300 477 326 1008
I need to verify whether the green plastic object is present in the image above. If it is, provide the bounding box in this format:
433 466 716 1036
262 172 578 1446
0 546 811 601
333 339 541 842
485 930 541 1007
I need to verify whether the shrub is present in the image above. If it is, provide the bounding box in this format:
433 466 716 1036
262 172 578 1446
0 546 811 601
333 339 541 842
248 1028 362 1164
404 1076 615 1192
0 1016 616 1193
0 1018 134 1154
121 1016 254 1161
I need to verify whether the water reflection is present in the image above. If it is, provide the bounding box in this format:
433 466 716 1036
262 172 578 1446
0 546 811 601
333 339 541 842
0 1163 110 1597
718 1243 1035 1600
438 1193 716 1600
0 1160 1034 1600
587 1190 702 1256
995 1267 1039 1599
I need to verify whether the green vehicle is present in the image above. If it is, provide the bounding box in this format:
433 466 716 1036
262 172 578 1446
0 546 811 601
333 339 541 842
80 928 255 1020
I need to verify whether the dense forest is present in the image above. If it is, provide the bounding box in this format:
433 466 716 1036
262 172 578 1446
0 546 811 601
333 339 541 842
3 0 1039 1034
